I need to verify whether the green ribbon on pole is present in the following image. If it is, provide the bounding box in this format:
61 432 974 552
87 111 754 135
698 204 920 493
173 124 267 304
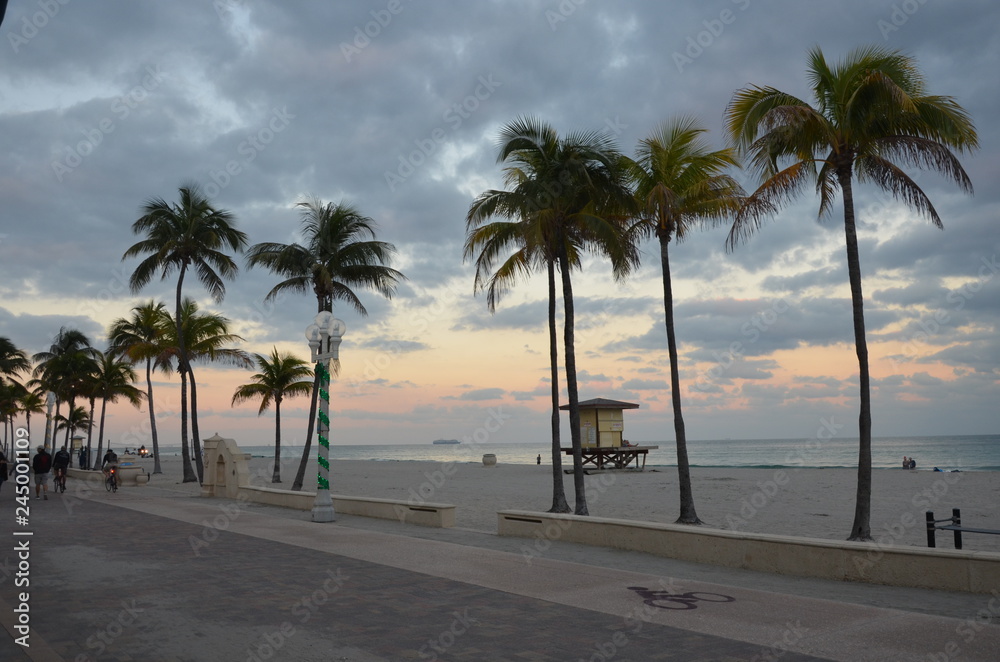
317 474 329 489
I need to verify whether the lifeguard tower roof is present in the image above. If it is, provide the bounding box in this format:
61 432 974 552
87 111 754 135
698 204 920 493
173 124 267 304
559 397 639 410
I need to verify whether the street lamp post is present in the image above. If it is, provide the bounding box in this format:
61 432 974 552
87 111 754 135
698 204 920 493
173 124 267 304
305 311 345 523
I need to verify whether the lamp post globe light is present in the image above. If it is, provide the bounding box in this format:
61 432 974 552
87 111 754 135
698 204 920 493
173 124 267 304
305 311 346 523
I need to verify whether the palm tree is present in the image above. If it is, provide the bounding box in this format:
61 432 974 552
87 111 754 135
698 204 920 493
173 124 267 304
108 300 173 474
468 117 637 515
725 45 978 540
17 387 46 448
123 184 248 483
0 381 24 454
465 213 576 514
54 405 92 439
627 117 745 524
159 298 252 483
246 198 404 491
89 351 145 473
0 337 31 383
231 348 313 483
32 328 98 453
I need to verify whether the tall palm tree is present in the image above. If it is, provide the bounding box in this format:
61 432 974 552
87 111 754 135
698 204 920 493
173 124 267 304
89 351 145 473
158 298 252 483
0 381 24 454
54 405 92 439
0 337 31 451
123 184 248 483
627 117 745 524
725 45 978 540
464 214 576 514
231 348 313 483
32 328 98 453
108 300 173 474
468 117 637 515
246 198 404 491
0 337 31 383
17 387 46 448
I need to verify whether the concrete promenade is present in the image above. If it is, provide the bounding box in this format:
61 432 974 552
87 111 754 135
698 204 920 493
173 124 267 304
1 485 998 661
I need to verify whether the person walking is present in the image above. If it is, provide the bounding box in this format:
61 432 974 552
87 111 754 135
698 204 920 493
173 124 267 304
33 446 52 500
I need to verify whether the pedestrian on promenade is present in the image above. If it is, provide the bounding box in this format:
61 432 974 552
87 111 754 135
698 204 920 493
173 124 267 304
33 446 52 500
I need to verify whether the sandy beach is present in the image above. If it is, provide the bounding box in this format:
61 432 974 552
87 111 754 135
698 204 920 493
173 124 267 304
134 453 1000 553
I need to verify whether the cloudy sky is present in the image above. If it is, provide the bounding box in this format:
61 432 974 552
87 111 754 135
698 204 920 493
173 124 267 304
1 0 997 451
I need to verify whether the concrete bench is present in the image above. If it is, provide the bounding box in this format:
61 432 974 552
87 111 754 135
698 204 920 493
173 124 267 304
238 486 455 528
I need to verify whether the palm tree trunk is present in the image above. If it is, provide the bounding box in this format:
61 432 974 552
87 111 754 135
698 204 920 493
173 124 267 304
175 265 197 483
188 364 204 483
558 246 588 516
272 396 282 483
292 372 319 491
96 397 109 464
839 170 873 542
546 258 570 513
178 366 196 482
86 397 97 456
94 400 106 467
64 396 76 449
145 359 162 474
660 236 701 524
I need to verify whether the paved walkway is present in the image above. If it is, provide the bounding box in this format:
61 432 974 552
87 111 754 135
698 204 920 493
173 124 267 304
1 486 998 661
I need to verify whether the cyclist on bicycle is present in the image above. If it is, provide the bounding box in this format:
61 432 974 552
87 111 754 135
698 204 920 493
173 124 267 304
52 445 71 491
102 448 119 483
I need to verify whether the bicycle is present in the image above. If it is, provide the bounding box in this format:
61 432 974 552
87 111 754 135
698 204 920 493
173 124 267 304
626 586 735 610
54 468 68 493
105 467 118 493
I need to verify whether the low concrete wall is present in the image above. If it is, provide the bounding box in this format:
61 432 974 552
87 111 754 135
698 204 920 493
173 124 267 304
239 486 455 527
498 510 1000 593
66 466 148 487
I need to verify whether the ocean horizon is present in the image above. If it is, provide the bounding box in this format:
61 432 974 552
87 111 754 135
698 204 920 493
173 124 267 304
152 433 1000 472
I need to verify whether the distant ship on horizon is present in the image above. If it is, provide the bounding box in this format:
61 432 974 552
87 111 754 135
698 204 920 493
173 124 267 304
432 439 461 445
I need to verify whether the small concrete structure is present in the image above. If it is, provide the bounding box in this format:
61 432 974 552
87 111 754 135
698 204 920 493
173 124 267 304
200 433 456 527
497 510 1000 594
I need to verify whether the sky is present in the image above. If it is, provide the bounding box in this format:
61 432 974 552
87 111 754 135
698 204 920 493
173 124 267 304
1 0 998 451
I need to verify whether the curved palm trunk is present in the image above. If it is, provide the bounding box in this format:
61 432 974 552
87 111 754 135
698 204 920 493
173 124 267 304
178 365 196 482
292 373 320 491
64 396 76 449
659 236 701 524
86 397 97 456
95 397 109 464
50 400 61 454
93 397 106 466
546 258 570 513
174 265 197 483
839 171 873 542
188 364 204 483
145 359 162 474
272 395 282 483
558 247 588 516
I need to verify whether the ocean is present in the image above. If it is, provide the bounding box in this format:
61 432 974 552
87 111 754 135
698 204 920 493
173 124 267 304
156 434 1000 471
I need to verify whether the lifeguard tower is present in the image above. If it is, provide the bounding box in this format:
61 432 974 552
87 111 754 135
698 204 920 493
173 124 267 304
559 397 657 470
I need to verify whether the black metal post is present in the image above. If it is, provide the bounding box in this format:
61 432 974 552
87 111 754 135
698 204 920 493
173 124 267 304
952 508 962 550
926 511 936 548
